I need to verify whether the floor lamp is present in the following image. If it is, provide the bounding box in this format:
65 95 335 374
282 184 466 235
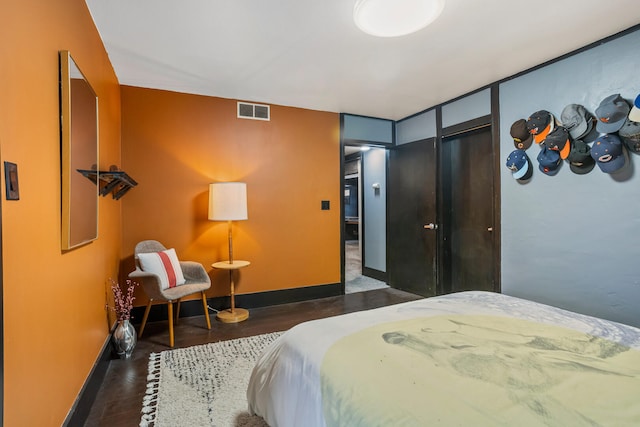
209 182 250 323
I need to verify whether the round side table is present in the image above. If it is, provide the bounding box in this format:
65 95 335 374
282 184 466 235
212 260 250 323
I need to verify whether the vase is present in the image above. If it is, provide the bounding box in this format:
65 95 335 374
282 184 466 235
112 319 137 359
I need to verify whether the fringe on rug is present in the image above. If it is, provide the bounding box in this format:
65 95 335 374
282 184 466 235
140 352 162 427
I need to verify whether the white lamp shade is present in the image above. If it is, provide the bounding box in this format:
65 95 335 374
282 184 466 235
353 0 445 38
208 182 248 221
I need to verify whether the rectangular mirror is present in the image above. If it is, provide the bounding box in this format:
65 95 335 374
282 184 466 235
59 51 99 250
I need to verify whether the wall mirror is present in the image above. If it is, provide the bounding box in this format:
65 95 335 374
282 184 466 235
59 51 99 250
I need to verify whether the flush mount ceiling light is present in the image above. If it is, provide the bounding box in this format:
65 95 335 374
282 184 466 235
353 0 445 37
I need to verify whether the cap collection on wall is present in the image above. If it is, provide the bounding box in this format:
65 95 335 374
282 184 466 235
506 92 640 181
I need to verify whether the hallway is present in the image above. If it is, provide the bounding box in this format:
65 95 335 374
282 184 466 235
344 240 388 294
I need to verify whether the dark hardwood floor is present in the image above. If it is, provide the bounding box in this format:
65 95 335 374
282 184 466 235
84 287 422 426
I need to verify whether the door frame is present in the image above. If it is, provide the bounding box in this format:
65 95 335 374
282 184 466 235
435 87 501 293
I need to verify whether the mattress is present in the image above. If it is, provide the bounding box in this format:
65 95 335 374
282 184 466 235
247 291 640 426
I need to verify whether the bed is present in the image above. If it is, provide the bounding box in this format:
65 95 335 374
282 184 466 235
247 291 640 426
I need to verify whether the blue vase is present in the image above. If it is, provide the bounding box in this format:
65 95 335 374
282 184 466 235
112 319 136 359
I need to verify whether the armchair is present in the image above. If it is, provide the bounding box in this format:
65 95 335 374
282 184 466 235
129 240 212 347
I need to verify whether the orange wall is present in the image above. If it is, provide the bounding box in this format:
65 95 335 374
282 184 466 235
121 87 341 301
0 1 122 425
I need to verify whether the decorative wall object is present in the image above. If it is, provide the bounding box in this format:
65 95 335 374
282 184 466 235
78 165 137 200
59 50 99 250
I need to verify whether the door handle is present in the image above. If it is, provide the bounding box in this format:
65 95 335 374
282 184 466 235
424 223 438 230
487 227 493 232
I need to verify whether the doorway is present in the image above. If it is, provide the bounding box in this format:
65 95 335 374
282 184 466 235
344 146 388 294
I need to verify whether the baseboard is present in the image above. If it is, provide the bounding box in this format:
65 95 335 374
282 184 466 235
237 282 342 308
130 282 342 326
362 266 387 282
62 332 113 427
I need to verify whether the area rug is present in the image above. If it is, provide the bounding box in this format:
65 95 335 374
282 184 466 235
140 332 283 427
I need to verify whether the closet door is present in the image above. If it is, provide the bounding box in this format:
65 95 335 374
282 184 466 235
440 126 496 293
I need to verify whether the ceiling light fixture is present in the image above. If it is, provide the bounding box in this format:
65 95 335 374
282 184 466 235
353 0 445 38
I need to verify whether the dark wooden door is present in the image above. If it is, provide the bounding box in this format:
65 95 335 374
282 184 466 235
388 138 438 297
440 127 495 293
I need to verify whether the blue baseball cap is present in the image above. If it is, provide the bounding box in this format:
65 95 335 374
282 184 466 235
537 146 561 176
595 94 630 134
505 149 531 180
591 134 626 173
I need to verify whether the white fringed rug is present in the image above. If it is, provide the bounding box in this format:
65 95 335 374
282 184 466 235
140 332 283 427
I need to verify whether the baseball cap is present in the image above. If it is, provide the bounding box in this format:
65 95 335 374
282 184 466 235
560 104 593 140
526 110 555 144
595 94 630 134
505 149 532 180
510 119 533 150
629 94 640 123
619 117 640 153
544 126 571 160
566 139 595 175
591 134 626 173
581 122 600 144
537 146 561 176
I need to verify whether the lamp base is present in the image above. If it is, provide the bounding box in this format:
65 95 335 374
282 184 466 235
216 308 249 323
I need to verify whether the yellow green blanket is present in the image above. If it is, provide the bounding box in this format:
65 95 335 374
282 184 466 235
322 315 640 426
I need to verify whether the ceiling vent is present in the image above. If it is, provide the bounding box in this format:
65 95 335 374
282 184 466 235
237 102 270 121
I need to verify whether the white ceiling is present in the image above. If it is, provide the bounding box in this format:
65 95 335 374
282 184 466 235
85 0 640 121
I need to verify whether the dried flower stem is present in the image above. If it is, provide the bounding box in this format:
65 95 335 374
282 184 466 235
110 278 137 321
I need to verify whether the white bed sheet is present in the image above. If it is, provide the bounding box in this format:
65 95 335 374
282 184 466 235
246 291 640 427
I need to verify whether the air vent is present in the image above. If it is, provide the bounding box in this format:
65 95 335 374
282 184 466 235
237 102 270 121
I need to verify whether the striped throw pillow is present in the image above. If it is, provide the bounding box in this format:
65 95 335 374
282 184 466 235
137 248 186 290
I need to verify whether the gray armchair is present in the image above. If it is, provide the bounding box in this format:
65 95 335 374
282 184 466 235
129 240 211 347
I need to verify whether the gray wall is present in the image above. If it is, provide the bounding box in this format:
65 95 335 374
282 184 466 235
362 148 387 272
442 88 491 128
397 109 437 144
343 114 394 143
499 29 640 327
